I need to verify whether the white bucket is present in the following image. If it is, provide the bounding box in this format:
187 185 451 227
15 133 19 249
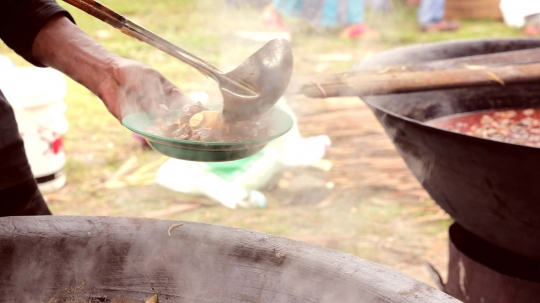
0 60 69 193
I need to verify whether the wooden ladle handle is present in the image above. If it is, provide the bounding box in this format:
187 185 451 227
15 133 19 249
62 0 126 28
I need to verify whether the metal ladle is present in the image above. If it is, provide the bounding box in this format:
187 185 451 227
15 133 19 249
63 0 294 121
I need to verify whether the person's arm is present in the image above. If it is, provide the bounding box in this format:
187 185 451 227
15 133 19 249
32 14 189 120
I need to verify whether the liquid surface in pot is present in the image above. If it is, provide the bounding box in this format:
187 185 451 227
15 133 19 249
427 108 540 148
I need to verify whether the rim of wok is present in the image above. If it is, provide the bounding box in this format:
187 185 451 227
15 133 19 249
365 101 540 151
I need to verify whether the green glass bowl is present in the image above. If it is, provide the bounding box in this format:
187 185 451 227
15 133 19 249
122 109 293 162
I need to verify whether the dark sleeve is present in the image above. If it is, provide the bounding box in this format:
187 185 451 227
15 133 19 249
0 0 75 67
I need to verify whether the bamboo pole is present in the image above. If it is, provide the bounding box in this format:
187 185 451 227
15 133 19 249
302 62 540 98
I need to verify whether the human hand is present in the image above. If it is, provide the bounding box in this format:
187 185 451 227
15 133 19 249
96 57 192 120
33 16 194 122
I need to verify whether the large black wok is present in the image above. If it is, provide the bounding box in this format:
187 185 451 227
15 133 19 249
355 38 540 260
0 216 457 302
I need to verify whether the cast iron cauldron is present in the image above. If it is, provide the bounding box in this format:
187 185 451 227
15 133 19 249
0 216 457 302
354 38 540 260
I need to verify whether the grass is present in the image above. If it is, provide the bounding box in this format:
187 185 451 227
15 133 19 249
0 0 527 286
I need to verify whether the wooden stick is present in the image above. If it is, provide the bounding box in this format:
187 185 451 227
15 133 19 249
131 156 168 176
303 47 540 84
106 156 138 183
402 47 540 72
302 62 540 98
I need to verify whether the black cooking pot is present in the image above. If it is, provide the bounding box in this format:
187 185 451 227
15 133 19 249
0 216 457 302
354 38 540 260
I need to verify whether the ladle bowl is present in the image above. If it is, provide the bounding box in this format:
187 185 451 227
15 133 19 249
221 38 294 121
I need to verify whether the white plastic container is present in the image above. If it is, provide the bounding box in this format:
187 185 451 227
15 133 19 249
0 61 69 193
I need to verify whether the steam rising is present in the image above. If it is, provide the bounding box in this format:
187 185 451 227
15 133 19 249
115 59 194 120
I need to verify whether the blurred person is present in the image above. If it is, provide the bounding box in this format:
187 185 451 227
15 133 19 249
365 0 393 13
0 0 188 216
418 0 459 32
262 0 377 38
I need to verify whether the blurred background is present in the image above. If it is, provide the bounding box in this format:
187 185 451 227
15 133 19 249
0 0 532 287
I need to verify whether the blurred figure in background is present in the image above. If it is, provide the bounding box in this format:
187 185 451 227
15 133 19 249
418 0 459 32
365 0 393 13
262 0 377 39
